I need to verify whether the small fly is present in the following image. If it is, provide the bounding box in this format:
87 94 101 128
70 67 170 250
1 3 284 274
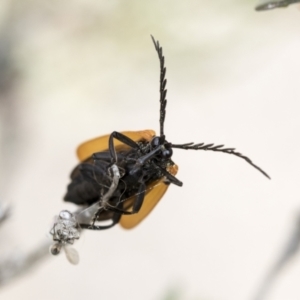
50 164 121 262
50 210 80 264
62 36 270 232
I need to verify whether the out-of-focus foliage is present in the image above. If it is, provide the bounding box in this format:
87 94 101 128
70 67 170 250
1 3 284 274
256 0 300 11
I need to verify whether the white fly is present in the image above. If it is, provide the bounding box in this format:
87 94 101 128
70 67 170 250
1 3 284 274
64 246 80 265
49 210 81 264
49 164 121 264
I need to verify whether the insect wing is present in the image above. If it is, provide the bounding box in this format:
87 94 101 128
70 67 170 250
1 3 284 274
77 130 156 161
119 179 169 229
120 163 179 229
64 246 80 265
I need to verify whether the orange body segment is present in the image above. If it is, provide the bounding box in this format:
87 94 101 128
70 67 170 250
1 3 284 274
120 164 178 229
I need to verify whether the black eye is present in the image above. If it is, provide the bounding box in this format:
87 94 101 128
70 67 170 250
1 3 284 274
162 148 173 159
151 137 161 148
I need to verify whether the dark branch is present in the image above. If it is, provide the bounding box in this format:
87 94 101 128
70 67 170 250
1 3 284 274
172 142 270 179
255 0 299 11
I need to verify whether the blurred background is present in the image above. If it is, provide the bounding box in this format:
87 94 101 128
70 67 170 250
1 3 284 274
0 1 300 299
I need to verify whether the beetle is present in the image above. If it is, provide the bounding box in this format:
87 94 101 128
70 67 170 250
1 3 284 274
64 36 270 230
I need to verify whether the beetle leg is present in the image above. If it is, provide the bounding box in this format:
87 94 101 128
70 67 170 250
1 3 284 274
108 131 140 164
79 211 122 230
157 165 183 186
132 182 146 212
108 182 146 215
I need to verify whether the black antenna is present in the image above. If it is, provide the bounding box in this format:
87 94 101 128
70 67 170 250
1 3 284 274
151 35 167 140
172 142 270 179
150 36 270 180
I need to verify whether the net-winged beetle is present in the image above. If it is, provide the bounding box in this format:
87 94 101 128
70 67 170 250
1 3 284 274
64 36 270 230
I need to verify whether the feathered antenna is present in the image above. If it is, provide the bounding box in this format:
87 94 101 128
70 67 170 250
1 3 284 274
172 142 270 179
151 35 269 179
151 35 167 140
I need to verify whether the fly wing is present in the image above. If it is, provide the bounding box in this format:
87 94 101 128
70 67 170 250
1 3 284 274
64 246 80 265
77 130 156 161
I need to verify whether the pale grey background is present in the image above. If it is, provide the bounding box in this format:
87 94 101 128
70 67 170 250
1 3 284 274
0 1 300 300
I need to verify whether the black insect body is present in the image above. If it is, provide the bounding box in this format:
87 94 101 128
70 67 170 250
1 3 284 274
65 131 179 229
64 36 270 230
